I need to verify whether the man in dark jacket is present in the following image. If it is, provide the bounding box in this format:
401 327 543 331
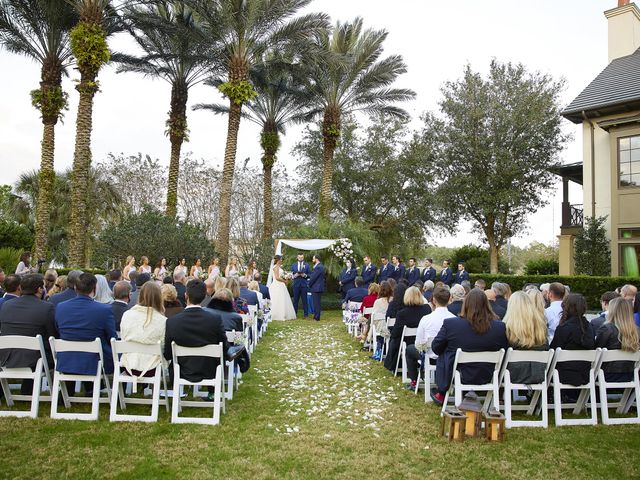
112 281 131 332
343 277 368 304
0 274 57 394
206 288 243 332
0 274 21 310
164 279 229 400
254 273 270 300
490 282 509 320
239 278 259 306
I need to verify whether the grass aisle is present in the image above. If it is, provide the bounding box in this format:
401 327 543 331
0 312 639 479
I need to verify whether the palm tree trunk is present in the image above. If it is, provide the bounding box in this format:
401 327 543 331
165 82 188 218
68 76 97 268
217 99 242 267
262 160 273 240
34 123 55 261
166 139 182 218
319 108 340 221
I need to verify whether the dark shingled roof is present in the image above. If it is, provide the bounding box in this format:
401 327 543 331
562 47 640 123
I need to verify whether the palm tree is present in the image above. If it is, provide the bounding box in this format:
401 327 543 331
0 0 77 261
191 0 328 266
306 18 415 220
67 0 116 267
117 0 213 218
196 57 311 240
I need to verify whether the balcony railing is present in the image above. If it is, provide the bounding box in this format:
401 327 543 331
561 202 583 228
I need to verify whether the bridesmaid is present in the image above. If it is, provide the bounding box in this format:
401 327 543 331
154 258 167 284
123 255 136 281
190 258 203 278
174 257 188 277
139 256 152 275
208 257 221 279
243 259 258 282
225 257 240 278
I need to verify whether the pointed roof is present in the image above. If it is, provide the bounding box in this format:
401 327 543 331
562 47 640 123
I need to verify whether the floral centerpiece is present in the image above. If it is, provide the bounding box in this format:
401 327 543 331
330 238 354 264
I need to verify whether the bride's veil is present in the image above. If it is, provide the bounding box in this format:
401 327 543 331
266 259 275 286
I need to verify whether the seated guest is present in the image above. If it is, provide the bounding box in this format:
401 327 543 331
162 275 174 285
128 270 139 293
386 283 408 321
431 289 508 405
422 280 434 302
356 283 379 343
338 259 357 299
405 286 455 389
0 274 57 394
490 282 509 320
526 288 547 318
239 278 259 306
128 273 151 308
214 275 227 292
503 291 549 384
248 281 264 309
112 281 131 332
95 274 114 304
119 282 167 376
43 269 58 299
484 289 496 302
369 281 394 359
595 297 640 382
49 269 83 306
173 270 187 307
163 279 230 401
161 284 184 318
343 276 368 305
207 288 243 332
591 291 620 330
474 279 486 290
46 275 66 300
202 278 215 307
550 294 595 390
545 282 566 340
540 283 551 308
54 273 117 388
384 286 431 372
447 284 466 316
254 272 270 300
0 274 21 310
107 269 122 290
0 268 4 296
226 277 248 314
460 280 471 295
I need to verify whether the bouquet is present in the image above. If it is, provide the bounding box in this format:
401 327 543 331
281 271 293 281
232 332 246 346
257 309 265 320
414 342 429 353
263 299 271 312
330 238 354 264
200 271 209 280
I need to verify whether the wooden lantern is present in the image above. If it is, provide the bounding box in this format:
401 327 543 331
483 409 506 442
440 408 467 442
458 392 483 437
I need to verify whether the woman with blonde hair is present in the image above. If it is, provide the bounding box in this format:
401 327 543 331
139 256 152 275
208 257 221 279
123 255 136 281
596 297 640 382
214 275 227 292
248 280 264 309
526 288 546 320
225 257 240 278
226 277 248 314
161 283 183 318
119 282 167 376
46 275 67 300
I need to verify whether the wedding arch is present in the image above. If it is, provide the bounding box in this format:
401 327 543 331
266 238 343 286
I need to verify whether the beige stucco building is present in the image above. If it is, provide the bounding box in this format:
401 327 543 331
561 0 640 277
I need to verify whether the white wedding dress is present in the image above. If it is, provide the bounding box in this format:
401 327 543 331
268 266 297 321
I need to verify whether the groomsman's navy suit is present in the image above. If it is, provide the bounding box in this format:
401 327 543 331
361 264 377 287
440 267 453 285
390 263 405 282
377 263 393 283
291 261 311 317
421 266 437 283
405 266 421 285
339 267 357 298
454 270 470 285
308 263 326 321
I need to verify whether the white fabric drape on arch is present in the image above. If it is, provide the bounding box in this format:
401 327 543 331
266 239 338 286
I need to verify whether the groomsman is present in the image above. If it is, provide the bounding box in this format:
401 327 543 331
421 258 436 283
440 260 453 285
454 262 470 285
308 255 326 321
361 256 377 287
291 253 310 318
377 256 393 283
390 255 405 282
405 258 421 285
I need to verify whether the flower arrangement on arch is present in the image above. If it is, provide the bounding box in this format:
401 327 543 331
330 238 354 264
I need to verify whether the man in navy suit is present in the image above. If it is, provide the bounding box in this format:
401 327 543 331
454 262 470 285
308 255 326 321
239 278 259 306
390 255 405 282
421 258 436 283
343 277 369 304
360 256 376 287
49 269 83 306
405 258 421 285
0 274 21 310
254 273 270 300
291 253 310 318
54 273 117 388
440 260 452 286
377 256 392 283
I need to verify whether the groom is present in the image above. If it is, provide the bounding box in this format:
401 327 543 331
291 253 310 318
308 255 326 321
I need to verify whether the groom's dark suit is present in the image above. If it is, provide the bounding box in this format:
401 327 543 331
291 261 310 317
308 263 326 321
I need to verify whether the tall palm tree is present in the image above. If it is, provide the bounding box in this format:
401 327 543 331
67 0 117 267
191 0 328 266
0 0 77 261
117 0 213 218
196 57 311 240
306 18 415 220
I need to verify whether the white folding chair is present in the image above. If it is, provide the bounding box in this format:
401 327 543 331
381 318 396 363
596 348 640 425
49 337 112 421
247 305 259 345
240 314 253 354
224 331 242 400
413 337 437 401
501 348 555 428
170 341 225 425
441 348 505 415
548 348 600 426
394 326 419 382
0 335 52 418
109 339 169 423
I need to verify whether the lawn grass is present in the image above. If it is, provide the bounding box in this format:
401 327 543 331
0 312 639 479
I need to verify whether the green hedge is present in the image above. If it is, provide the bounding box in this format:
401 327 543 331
469 274 639 310
53 268 108 276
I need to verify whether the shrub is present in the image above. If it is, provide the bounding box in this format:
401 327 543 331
451 244 510 274
524 258 559 275
0 220 34 250
0 247 22 273
575 215 611 276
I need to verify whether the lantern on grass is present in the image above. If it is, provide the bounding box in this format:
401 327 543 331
458 391 483 437
483 408 506 442
440 407 466 442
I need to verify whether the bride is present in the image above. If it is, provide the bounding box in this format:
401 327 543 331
268 255 297 321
